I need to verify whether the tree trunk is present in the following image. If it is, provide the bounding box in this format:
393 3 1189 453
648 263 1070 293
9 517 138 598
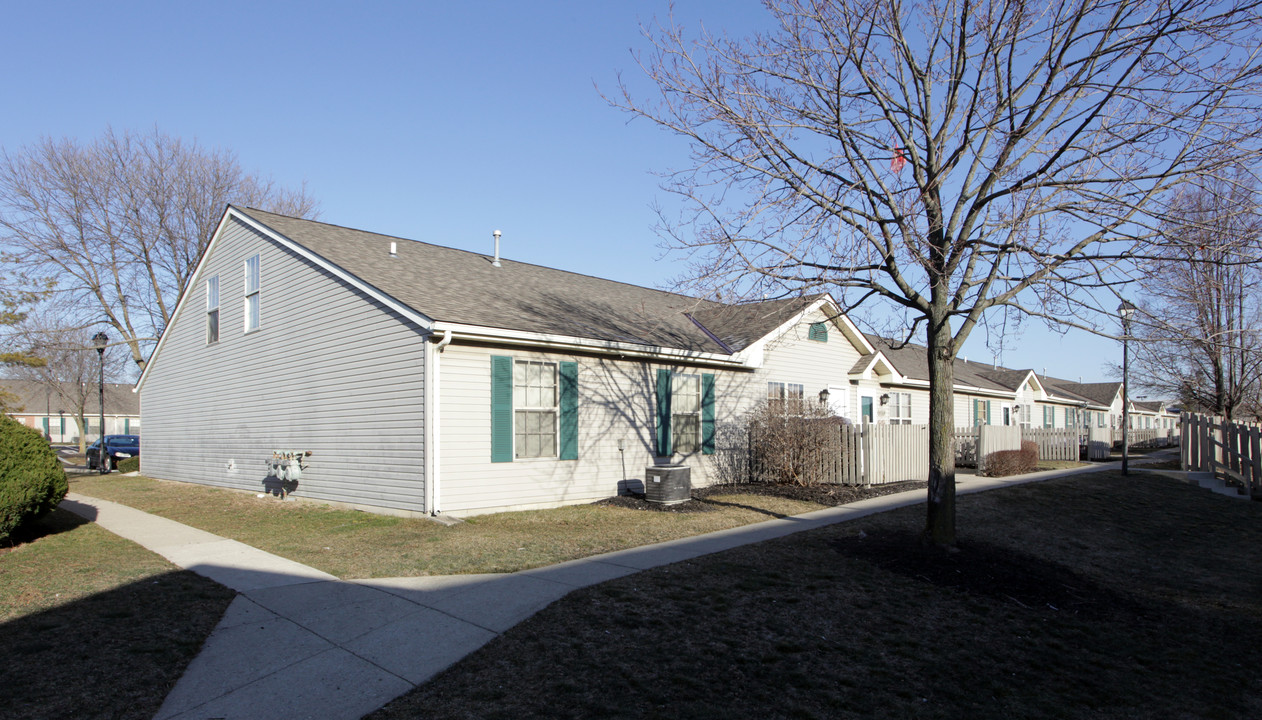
924 313 957 546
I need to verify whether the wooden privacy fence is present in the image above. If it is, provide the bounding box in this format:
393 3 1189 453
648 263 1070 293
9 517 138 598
1111 428 1177 449
1181 412 1262 498
1023 428 1078 461
744 421 931 486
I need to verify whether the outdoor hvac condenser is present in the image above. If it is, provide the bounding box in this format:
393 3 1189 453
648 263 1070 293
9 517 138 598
644 465 691 504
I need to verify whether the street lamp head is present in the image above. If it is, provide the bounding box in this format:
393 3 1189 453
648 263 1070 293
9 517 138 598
1117 300 1136 320
91 331 109 353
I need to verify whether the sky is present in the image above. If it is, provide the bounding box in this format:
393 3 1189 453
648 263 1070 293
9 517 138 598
1 0 1127 385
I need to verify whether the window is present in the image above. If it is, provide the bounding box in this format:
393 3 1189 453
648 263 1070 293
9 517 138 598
768 382 805 414
513 360 558 458
206 275 220 343
491 357 577 462
655 369 715 456
889 392 912 424
1020 403 1033 428
672 374 702 454
973 398 989 426
244 254 260 332
808 322 828 342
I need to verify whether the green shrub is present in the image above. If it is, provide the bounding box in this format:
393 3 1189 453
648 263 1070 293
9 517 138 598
117 456 140 474
984 440 1039 477
0 414 69 541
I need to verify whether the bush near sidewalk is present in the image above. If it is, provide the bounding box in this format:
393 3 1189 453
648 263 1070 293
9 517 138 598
984 440 1039 477
0 414 68 542
117 456 140 473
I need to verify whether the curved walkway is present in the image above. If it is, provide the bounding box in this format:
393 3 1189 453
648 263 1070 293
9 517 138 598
61 459 1141 720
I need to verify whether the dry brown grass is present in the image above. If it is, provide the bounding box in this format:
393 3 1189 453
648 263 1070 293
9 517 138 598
370 469 1262 720
69 474 833 579
1 509 235 720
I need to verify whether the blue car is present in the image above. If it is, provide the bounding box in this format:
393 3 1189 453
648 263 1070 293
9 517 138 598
87 434 140 474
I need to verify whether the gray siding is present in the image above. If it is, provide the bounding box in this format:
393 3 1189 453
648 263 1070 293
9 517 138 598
140 217 428 512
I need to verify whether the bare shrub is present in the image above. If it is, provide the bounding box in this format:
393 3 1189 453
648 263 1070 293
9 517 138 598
984 440 1039 478
747 401 847 486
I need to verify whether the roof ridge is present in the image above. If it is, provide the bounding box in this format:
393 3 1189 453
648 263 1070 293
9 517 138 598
237 206 725 310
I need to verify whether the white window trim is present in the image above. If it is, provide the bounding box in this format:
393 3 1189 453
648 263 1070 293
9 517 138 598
244 254 260 333
672 373 702 454
514 359 559 459
206 274 220 344
889 391 912 424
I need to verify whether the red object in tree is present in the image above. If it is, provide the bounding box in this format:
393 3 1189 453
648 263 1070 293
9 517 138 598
890 145 907 173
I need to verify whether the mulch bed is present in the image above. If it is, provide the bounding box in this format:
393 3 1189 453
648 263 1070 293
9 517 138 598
594 480 927 513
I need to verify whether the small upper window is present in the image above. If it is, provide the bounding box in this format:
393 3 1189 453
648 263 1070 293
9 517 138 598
244 254 260 333
768 382 805 414
808 322 828 342
889 392 912 424
206 275 220 344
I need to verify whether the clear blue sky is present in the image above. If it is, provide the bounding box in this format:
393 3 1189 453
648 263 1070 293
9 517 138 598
1 0 1126 385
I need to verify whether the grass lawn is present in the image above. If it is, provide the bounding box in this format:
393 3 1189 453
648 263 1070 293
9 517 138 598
0 509 235 720
69 474 840 579
370 469 1262 720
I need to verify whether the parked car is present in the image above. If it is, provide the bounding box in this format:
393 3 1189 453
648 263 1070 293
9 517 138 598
86 434 140 474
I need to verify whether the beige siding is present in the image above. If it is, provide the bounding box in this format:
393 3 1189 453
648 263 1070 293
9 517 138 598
746 309 872 420
436 309 883 516
140 217 428 512
437 343 756 515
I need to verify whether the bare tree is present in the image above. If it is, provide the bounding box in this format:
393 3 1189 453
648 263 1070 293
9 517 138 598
0 127 319 370
8 321 131 453
1130 173 1262 420
615 0 1262 544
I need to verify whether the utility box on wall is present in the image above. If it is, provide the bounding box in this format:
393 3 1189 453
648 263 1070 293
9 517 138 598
644 464 691 505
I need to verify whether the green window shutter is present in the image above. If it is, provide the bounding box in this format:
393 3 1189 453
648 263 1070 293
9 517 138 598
42 418 49 436
124 418 130 434
985 400 992 425
701 373 716 455
808 322 828 342
559 361 578 461
491 355 513 462
655 368 672 456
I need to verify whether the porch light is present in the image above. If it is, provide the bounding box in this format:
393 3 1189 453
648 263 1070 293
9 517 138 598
879 393 890 405
818 388 830 405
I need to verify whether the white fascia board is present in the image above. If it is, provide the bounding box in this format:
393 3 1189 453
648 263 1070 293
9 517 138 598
743 294 877 359
136 207 435 391
849 351 904 383
430 321 751 369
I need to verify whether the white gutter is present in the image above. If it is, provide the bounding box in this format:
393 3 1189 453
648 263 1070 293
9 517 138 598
430 321 751 369
424 329 452 515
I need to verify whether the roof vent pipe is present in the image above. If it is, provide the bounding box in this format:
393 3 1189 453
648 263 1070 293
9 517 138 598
389 241 397 257
492 230 502 267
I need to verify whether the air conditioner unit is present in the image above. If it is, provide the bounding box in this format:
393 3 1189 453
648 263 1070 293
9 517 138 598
644 464 691 504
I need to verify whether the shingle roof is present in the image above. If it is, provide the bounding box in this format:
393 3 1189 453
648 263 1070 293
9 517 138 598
238 208 810 354
864 336 1023 392
1042 379 1121 407
0 379 139 415
863 335 1121 406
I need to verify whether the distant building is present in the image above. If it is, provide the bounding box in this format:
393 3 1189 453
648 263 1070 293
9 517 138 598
1 379 140 443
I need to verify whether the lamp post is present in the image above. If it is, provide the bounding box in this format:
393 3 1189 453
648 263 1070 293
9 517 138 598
1118 300 1136 476
92 331 108 446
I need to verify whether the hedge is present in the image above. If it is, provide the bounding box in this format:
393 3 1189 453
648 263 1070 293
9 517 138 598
117 456 140 474
984 440 1039 477
0 414 69 541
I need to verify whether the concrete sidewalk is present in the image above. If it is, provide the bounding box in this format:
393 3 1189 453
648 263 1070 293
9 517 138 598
59 459 1138 720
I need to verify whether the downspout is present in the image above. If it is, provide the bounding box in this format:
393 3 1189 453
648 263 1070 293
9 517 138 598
424 329 453 516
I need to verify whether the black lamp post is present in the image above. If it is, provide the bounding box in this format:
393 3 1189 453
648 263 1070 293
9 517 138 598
92 331 108 446
1118 300 1135 475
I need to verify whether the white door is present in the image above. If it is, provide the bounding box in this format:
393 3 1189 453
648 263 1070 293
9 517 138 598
827 385 851 420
